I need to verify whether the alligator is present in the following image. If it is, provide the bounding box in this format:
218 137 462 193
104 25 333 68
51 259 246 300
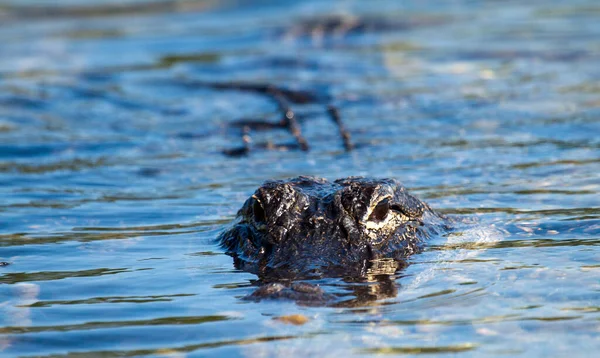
218 176 449 305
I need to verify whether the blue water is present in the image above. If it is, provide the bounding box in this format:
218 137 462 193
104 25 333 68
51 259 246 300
1 0 599 356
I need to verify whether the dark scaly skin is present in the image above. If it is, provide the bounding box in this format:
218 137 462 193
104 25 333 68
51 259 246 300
219 176 449 304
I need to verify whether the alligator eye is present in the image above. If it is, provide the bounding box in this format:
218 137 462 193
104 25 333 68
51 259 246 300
369 198 390 222
253 200 266 224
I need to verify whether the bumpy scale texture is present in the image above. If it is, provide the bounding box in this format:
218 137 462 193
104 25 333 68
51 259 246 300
219 176 448 280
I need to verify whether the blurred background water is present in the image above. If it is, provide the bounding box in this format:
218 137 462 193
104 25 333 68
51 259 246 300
0 0 599 356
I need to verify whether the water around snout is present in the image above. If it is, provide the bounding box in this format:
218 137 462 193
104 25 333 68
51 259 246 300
1 0 599 356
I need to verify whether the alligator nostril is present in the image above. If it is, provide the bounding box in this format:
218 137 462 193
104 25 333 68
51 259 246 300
253 199 266 224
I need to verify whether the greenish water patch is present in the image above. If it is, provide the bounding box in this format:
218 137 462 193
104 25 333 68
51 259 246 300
18 293 196 307
0 268 132 284
0 314 233 334
361 343 477 355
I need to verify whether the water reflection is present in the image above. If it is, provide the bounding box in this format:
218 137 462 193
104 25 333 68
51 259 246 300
1 0 599 356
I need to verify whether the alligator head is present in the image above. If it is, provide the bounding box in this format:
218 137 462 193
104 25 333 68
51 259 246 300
219 176 446 280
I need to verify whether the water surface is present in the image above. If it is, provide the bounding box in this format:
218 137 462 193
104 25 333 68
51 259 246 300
1 0 599 356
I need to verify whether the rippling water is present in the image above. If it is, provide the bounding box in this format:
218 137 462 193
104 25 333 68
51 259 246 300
1 0 599 356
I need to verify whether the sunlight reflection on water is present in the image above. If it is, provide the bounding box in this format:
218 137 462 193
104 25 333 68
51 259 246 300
0 0 599 356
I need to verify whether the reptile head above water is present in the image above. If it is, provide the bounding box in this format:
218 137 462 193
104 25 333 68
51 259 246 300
219 176 447 280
